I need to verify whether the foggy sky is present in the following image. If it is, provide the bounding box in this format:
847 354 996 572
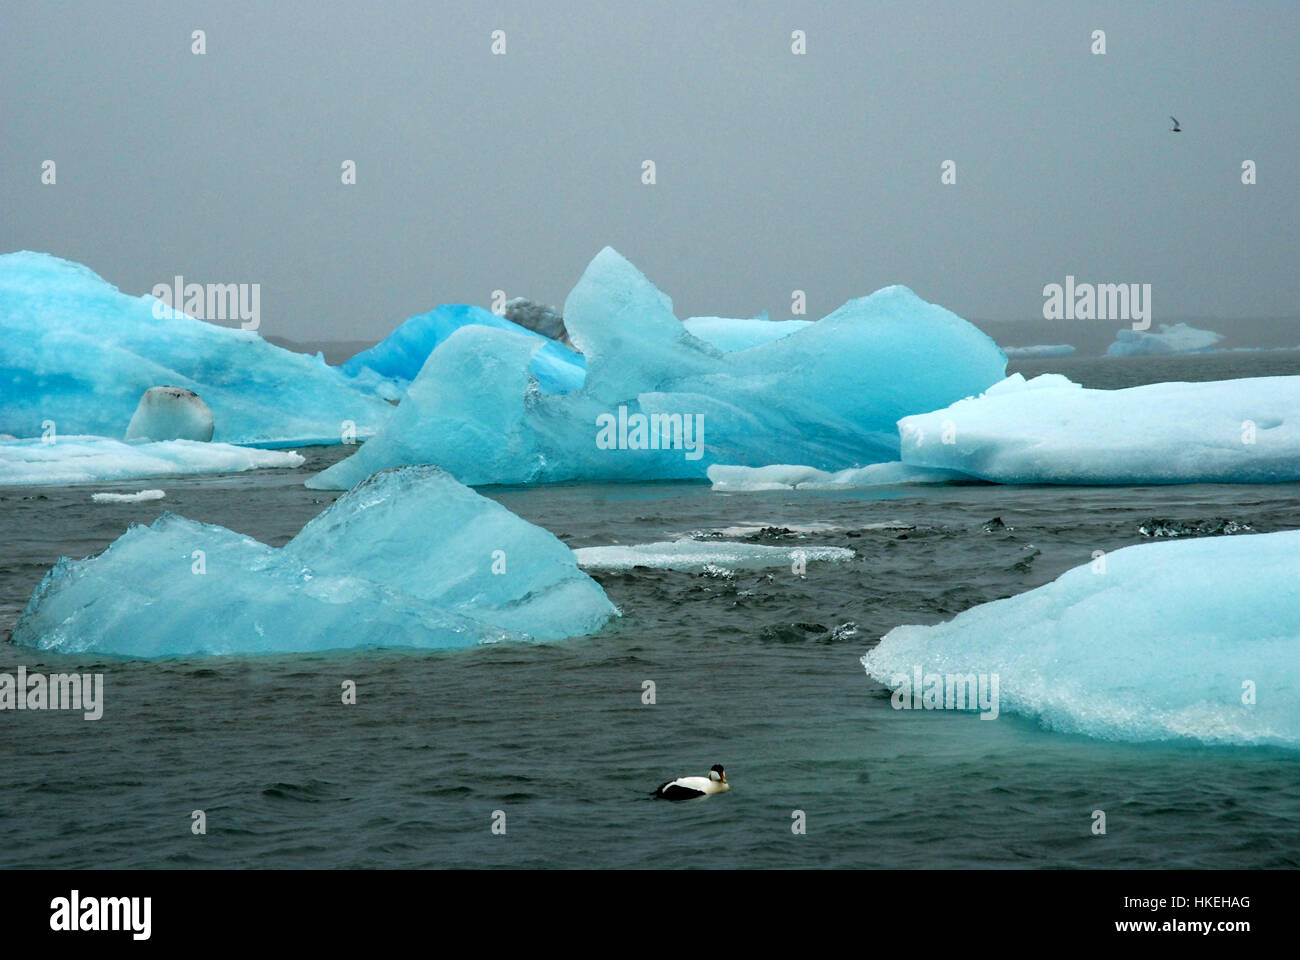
2 0 1297 342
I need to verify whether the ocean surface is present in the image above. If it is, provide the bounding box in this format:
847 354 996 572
3 352 1300 869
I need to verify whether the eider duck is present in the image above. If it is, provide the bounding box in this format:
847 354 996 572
653 764 729 801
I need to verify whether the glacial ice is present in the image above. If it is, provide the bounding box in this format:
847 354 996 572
339 303 586 395
681 315 813 352
0 436 303 486
707 461 971 491
12 465 618 657
91 489 166 503
899 373 1300 484
1107 322 1223 356
861 530 1300 748
0 251 392 445
1002 344 1076 359
124 386 215 442
310 248 1007 489
573 538 854 572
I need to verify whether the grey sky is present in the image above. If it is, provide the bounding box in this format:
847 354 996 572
3 0 1297 342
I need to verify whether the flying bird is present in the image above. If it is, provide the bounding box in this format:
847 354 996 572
652 764 730 801
1169 116 1181 133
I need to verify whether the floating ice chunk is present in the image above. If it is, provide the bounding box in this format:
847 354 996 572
1107 322 1222 356
1002 344 1076 359
574 538 853 571
13 465 618 657
310 248 1006 488
0 436 303 486
339 303 586 395
92 489 166 503
861 531 1300 748
708 461 971 491
899 373 1300 484
0 251 391 444
682 315 812 352
124 386 215 442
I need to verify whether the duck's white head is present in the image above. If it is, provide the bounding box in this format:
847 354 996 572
709 764 727 784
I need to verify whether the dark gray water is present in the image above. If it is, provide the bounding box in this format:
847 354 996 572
3 354 1300 868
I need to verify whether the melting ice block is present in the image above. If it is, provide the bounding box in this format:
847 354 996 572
899 373 1300 484
12 465 618 657
0 251 392 445
125 386 215 442
339 303 586 395
861 531 1300 748
1107 322 1222 356
310 248 1006 488
0 436 303 486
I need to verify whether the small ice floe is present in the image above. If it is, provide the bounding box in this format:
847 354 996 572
707 462 967 491
573 538 853 572
92 489 166 503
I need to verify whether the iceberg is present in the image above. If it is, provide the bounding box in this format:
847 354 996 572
0 251 392 445
707 461 971 491
681 315 813 352
339 303 586 395
310 248 1007 489
12 465 618 657
1003 344 1076 359
124 386 214 442
861 531 1300 748
574 538 854 572
0 436 303 486
899 373 1300 484
91 489 166 503
1107 322 1223 356
504 297 569 345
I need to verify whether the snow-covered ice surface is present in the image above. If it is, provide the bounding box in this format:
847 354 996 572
0 251 392 445
861 530 1300 748
0 436 304 486
681 315 813 352
1108 322 1223 356
573 537 854 572
899 373 1300 484
707 461 971 491
311 247 1006 489
339 302 586 395
12 465 618 657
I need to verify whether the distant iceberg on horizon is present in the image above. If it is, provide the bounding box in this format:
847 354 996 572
309 247 1008 489
1002 344 1076 359
0 251 392 446
12 465 618 657
862 530 1300 749
1108 322 1223 356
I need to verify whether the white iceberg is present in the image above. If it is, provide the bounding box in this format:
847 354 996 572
1107 322 1223 356
92 490 166 503
861 531 1300 748
310 247 1007 489
899 373 1300 484
574 538 853 572
124 386 215 442
707 461 971 491
1003 344 1076 359
0 436 303 486
0 251 392 445
12 465 618 657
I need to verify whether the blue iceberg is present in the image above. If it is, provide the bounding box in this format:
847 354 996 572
309 248 1007 489
861 531 1300 748
0 251 392 445
899 372 1300 484
339 303 586 395
681 315 813 352
12 465 618 657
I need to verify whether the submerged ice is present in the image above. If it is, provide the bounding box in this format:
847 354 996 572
310 247 1007 489
861 531 1300 748
0 252 391 445
899 373 1300 484
12 465 618 657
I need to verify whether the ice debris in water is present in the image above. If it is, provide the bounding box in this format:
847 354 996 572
1138 518 1254 538
861 530 1300 748
309 247 1006 489
573 538 854 572
92 489 166 503
899 373 1300 484
0 251 391 445
12 465 618 657
339 303 585 395
707 461 970 491
0 436 303 486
